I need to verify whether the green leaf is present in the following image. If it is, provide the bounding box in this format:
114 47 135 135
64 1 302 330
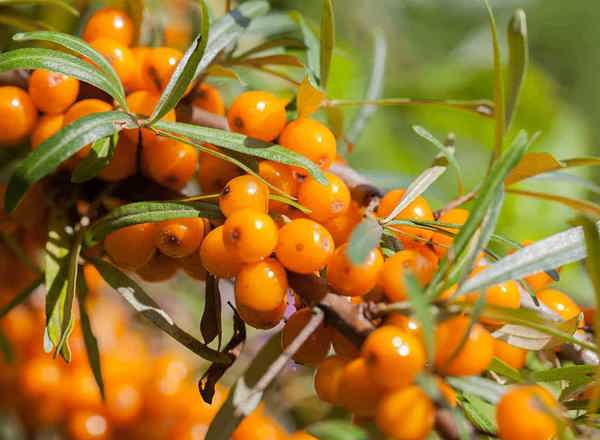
125 0 144 46
505 9 528 129
0 276 42 318
12 31 126 108
148 1 209 124
529 365 596 383
234 37 305 59
0 328 13 363
89 257 231 364
508 188 600 218
289 11 320 82
448 376 505 404
154 120 327 184
488 357 523 382
459 392 497 434
0 10 54 31
201 275 222 346
4 111 136 213
236 54 303 67
346 217 383 265
0 0 78 15
404 275 435 361
319 0 335 88
77 268 104 399
307 420 368 440
86 200 222 244
194 1 270 79
71 135 116 183
206 333 282 440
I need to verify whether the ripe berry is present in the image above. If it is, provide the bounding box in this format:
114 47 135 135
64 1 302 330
279 117 336 170
67 410 111 440
377 189 434 246
331 329 360 357
98 135 138 182
258 160 300 213
136 252 179 282
431 208 469 256
0 86 38 146
235 258 288 329
282 308 332 365
31 114 64 149
376 386 434 440
434 315 494 376
64 99 113 157
227 91 287 142
199 226 243 278
83 7 133 46
142 136 198 190
89 38 136 89
362 325 426 389
105 381 142 426
219 175 269 217
155 217 205 258
124 90 176 145
437 377 458 407
197 147 244 193
222 209 278 263
496 385 559 440
466 278 521 325
193 83 225 116
298 172 351 222
231 408 286 440
139 47 184 93
386 314 423 340
20 355 63 399
521 241 556 291
28 70 80 115
314 355 349 405
536 288 582 326
104 223 158 270
338 358 385 417
380 249 437 302
493 338 527 369
323 203 362 246
275 218 334 274
327 244 384 296
178 251 207 281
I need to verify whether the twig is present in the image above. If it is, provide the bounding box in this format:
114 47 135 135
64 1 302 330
436 187 478 218
435 409 475 440
0 69 29 88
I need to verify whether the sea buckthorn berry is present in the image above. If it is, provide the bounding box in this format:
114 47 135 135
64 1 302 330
279 117 337 170
464 278 520 325
222 209 278 263
227 91 287 142
178 250 207 281
436 378 457 407
235 258 288 326
258 160 300 212
497 386 559 440
536 288 582 326
282 308 332 365
0 86 38 146
327 244 384 297
380 250 437 302
314 355 349 405
105 381 142 426
338 358 385 417
377 189 434 246
521 240 557 291
142 136 198 190
28 70 80 115
376 386 434 440
124 90 176 145
104 223 158 270
67 410 111 440
136 252 179 282
431 208 469 256
276 219 334 274
386 314 423 340
97 135 138 182
193 83 225 116
323 203 362 246
298 172 351 222
20 355 63 399
83 264 107 297
64 99 113 157
197 147 244 193
232 408 287 440
362 325 426 389
155 217 205 258
140 47 184 93
199 226 243 278
82 7 133 46
31 114 64 149
219 175 269 217
89 38 136 89
493 338 527 369
331 329 360 357
434 315 494 376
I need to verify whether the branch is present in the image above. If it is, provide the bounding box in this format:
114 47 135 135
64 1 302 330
0 69 29 88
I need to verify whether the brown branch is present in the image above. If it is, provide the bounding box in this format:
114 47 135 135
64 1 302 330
0 69 29 88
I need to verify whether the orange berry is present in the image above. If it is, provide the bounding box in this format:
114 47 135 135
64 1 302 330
136 252 178 282
220 174 269 217
222 209 278 263
197 148 244 193
155 217 205 258
97 135 138 182
362 325 426 389
28 70 80 115
231 408 286 440
377 190 434 246
536 288 582 326
497 386 559 440
436 378 457 407
431 208 469 256
275 218 334 274
124 90 176 145
323 203 362 246
258 160 300 213
139 47 184 93
434 315 494 376
0 86 38 146
376 386 434 440
386 314 423 340
327 244 384 297
521 241 557 291
67 410 111 440
199 226 244 278
298 172 351 222
282 308 332 365
105 381 142 426
235 258 288 329
193 83 225 116
464 278 520 325
83 263 107 296
338 358 385 417
89 38 136 89
314 355 349 405
493 338 527 370
20 355 63 399
64 99 113 158
31 114 64 149
380 250 437 302
331 329 360 357
279 117 336 170
104 223 158 270
178 251 207 281
142 136 198 190
83 7 133 46
64 367 102 410
227 91 287 142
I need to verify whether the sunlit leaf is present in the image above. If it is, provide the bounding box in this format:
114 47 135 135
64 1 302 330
459 392 497 434
0 10 54 31
319 0 335 88
289 11 320 82
297 74 325 118
505 152 564 185
488 357 522 382
307 420 367 440
71 135 116 183
205 65 244 83
346 217 382 265
505 9 528 129
529 365 596 383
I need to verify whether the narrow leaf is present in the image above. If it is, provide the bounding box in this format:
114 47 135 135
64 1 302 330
297 74 325 117
346 217 383 265
319 0 335 88
508 188 600 218
237 54 303 67
308 421 367 440
0 11 54 31
289 11 320 82
448 376 506 404
200 275 222 345
505 9 528 129
0 329 13 363
488 357 523 382
504 152 564 185
0 276 42 318
529 365 596 383
460 393 497 434
71 135 116 183
0 0 78 15
578 216 600 362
